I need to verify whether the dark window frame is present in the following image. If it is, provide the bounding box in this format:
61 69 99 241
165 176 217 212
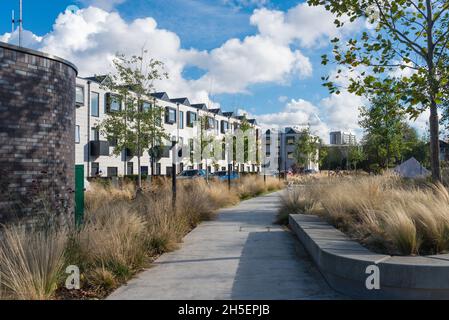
75 125 80 144
76 85 84 105
107 167 118 177
187 111 197 127
91 91 100 117
105 93 122 113
221 120 229 134
179 110 184 129
165 107 177 124
91 127 100 141
91 162 100 176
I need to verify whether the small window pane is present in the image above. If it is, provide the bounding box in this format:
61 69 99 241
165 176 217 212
107 167 118 177
179 111 184 129
76 86 84 104
142 101 151 112
91 162 99 176
110 96 121 112
91 92 99 117
75 125 80 144
91 127 99 141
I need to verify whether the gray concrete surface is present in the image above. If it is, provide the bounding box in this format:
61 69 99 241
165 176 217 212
289 213 449 299
108 191 342 300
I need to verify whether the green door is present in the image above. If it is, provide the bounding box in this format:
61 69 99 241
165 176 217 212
75 165 85 226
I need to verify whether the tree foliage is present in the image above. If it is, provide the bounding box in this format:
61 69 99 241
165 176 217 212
294 127 321 168
309 0 449 180
99 51 169 187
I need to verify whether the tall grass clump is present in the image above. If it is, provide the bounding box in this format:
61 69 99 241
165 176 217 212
279 173 449 256
0 175 283 299
0 224 67 300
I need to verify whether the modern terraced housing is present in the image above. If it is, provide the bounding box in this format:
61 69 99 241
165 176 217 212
74 76 261 178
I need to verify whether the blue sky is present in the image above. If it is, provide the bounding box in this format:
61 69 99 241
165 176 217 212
2 0 422 140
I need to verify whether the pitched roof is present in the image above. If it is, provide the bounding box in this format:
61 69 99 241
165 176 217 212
170 98 190 106
191 103 208 110
285 127 301 134
208 108 222 115
248 119 257 125
222 112 234 117
84 75 109 84
150 92 170 102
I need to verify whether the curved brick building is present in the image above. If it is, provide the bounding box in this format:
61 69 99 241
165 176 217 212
0 42 78 223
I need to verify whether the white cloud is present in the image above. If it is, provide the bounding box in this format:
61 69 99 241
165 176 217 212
278 95 288 103
0 6 316 102
77 0 126 11
224 0 268 8
0 29 42 48
245 99 330 140
250 3 362 48
0 3 366 136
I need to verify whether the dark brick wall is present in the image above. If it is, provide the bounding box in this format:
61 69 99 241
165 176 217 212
0 43 77 223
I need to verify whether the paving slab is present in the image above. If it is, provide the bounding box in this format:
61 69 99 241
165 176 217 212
108 191 343 300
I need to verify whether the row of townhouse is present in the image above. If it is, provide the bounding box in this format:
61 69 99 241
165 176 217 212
74 76 261 178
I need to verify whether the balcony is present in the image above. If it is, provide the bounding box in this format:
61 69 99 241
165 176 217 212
90 141 110 157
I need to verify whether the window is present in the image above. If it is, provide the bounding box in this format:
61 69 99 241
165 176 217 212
165 107 177 124
166 166 173 177
107 167 118 177
221 121 229 134
127 162 134 175
76 86 84 105
91 127 100 141
141 166 148 176
287 152 294 159
187 111 197 127
91 162 99 176
222 139 226 160
75 125 80 144
141 101 152 112
206 117 215 129
108 137 118 147
106 93 121 113
91 92 99 117
266 152 271 157
156 163 161 175
189 138 194 163
179 111 184 129
287 137 295 145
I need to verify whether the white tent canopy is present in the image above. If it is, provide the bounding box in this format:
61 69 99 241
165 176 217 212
393 157 430 178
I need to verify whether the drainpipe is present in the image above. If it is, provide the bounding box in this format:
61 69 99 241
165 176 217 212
87 80 91 178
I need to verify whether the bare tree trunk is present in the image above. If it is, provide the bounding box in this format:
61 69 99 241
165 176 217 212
429 100 441 181
426 0 442 182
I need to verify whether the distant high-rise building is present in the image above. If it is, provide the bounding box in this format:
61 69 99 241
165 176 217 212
329 131 356 145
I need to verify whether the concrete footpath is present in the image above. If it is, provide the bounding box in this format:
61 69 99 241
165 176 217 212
108 191 342 300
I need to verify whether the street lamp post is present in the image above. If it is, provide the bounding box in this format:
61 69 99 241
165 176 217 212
171 135 177 211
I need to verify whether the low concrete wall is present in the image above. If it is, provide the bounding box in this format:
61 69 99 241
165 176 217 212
289 214 449 299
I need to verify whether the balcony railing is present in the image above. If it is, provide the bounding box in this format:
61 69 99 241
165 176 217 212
90 140 110 157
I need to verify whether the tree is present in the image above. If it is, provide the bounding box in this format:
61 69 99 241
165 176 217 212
309 0 449 181
359 92 406 168
348 145 366 170
294 127 320 169
100 51 168 189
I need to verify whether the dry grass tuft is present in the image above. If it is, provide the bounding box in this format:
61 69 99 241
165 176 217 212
0 224 67 300
0 174 283 300
280 173 449 256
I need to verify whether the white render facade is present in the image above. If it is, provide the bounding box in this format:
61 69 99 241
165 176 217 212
264 127 320 173
75 76 261 178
